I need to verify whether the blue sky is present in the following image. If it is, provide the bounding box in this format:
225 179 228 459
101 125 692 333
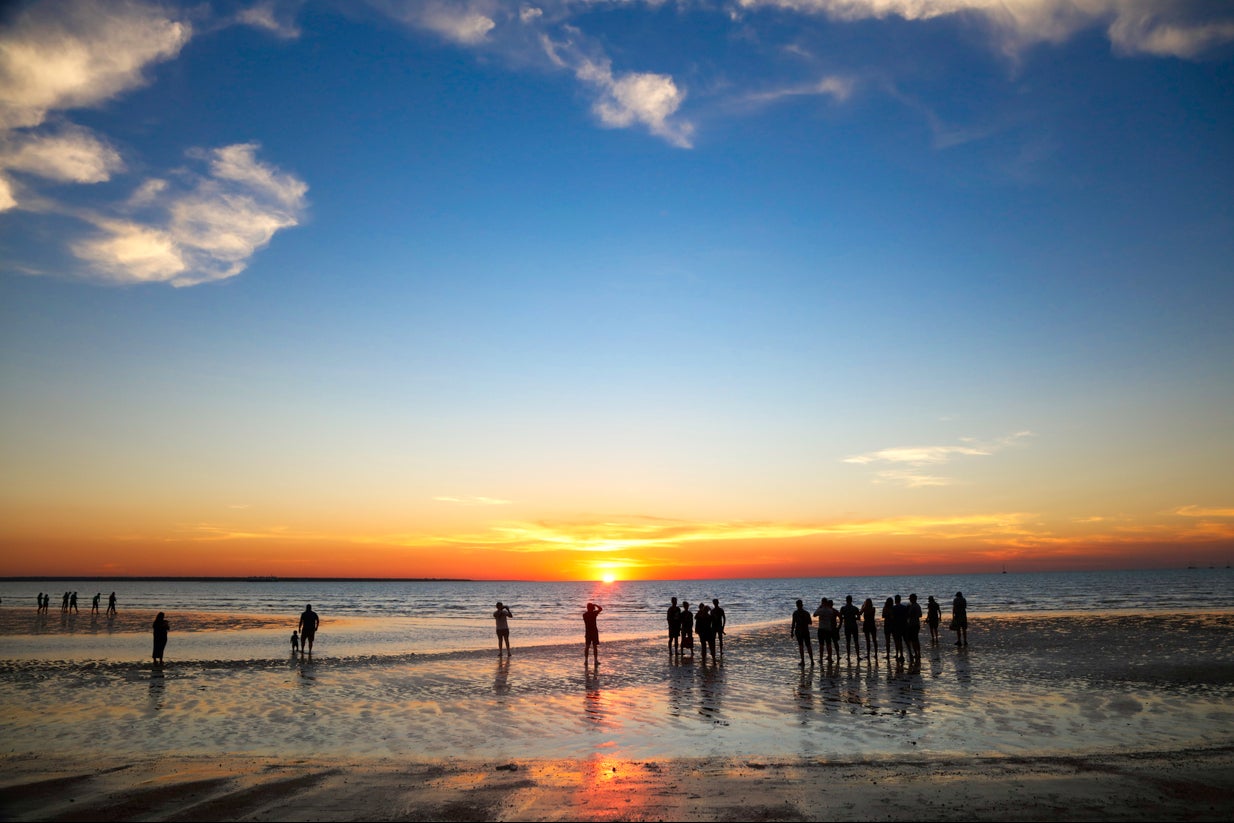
1 0 1232 579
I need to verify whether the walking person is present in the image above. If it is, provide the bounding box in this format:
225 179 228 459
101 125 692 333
952 591 968 646
791 599 814 666
584 602 603 665
91 593 101 615
926 595 942 643
106 592 117 617
298 603 320 655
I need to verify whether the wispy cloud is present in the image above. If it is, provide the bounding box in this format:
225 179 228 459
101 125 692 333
1175 505 1234 519
845 430 1034 487
734 0 1234 59
433 496 514 506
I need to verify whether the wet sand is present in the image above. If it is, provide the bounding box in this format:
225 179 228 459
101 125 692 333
2 612 1233 820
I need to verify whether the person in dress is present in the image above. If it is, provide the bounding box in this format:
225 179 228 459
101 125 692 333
151 612 170 664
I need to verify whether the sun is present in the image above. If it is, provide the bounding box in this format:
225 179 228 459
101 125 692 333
601 572 617 584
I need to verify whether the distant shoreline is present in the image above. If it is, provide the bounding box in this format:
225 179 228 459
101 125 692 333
0 576 475 583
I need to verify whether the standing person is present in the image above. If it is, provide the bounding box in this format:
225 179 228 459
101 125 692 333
91 593 101 615
791 599 814 666
106 592 117 617
290 630 299 654
711 598 727 655
952 591 968 646
926 595 942 643
881 597 895 661
298 603 320 655
696 603 716 663
69 592 78 613
891 595 908 662
813 598 838 662
907 593 923 663
493 602 513 653
839 595 862 661
666 597 682 654
61 592 69 613
583 602 603 665
860 597 878 660
36 593 44 614
151 612 170 664
679 602 695 657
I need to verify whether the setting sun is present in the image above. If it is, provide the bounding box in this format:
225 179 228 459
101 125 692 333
601 572 617 584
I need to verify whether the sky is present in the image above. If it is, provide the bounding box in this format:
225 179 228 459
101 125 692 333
1 0 1232 582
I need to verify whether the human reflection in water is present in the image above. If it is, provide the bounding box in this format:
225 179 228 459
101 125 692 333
583 663 604 725
493 655 510 696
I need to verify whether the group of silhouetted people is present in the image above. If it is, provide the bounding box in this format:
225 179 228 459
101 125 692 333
665 597 727 663
792 591 969 667
35 590 116 617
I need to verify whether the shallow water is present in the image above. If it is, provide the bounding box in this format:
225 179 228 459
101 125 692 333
1 614 1231 763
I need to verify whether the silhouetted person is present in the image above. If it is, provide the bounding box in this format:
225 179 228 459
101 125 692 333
151 612 169 664
494 602 513 653
61 591 69 613
107 592 117 617
907 593 923 663
881 597 895 661
926 595 942 643
679 602 695 657
839 595 861 660
791 599 814 666
298 603 320 655
291 630 299 654
711 598 726 655
861 597 878 660
91 593 101 615
583 602 603 664
36 593 44 614
952 591 968 646
666 597 682 654
814 598 838 662
892 595 908 662
69 592 78 613
696 603 716 663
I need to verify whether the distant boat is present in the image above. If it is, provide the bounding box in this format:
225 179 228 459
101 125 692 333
1002 564 1007 574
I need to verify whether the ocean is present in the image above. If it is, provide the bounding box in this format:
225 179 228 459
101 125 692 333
2 568 1231 662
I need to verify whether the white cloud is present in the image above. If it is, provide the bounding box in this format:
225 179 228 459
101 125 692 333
845 430 1034 487
72 143 307 286
377 0 498 45
0 0 190 131
744 74 855 106
236 1 304 39
544 34 694 147
0 174 17 211
434 496 514 506
734 0 1234 59
1 125 124 183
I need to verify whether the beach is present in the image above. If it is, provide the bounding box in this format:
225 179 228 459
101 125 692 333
2 601 1233 821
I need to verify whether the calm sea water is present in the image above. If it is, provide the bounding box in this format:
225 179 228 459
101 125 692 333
3 568 1231 662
